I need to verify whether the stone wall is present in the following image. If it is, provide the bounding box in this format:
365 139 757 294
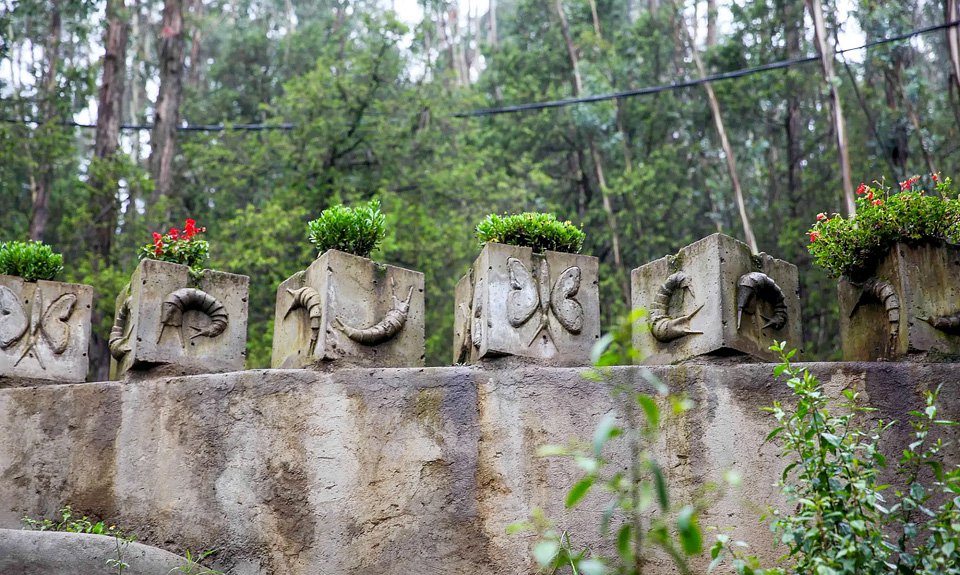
1 363 958 574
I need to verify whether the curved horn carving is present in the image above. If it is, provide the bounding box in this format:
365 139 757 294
285 287 323 353
335 280 413 345
158 288 229 346
649 271 703 342
109 296 132 360
736 272 788 331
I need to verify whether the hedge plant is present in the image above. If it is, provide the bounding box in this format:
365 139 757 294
476 212 585 254
0 240 64 281
307 199 386 258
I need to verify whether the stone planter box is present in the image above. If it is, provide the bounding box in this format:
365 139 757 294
631 233 802 364
839 242 960 361
271 249 425 368
109 259 249 379
0 275 93 386
452 243 600 365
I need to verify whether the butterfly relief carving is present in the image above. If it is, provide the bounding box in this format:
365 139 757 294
506 256 584 347
0 286 77 369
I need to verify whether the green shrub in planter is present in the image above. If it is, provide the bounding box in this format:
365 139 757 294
307 199 386 259
476 212 585 254
137 218 210 275
0 240 64 281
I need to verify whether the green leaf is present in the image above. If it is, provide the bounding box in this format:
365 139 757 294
566 476 595 508
616 524 633 562
677 505 702 554
651 462 669 511
577 558 605 575
533 541 560 567
637 394 660 429
592 413 621 457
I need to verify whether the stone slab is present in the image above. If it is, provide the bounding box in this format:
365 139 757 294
453 243 601 365
840 242 960 361
632 233 802 363
0 363 956 574
271 250 425 368
0 275 92 386
109 259 249 379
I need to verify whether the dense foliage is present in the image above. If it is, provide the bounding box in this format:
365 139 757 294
476 212 585 254
138 219 210 275
307 199 387 258
809 176 960 279
0 240 64 281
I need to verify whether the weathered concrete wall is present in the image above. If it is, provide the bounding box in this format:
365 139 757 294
1 363 958 574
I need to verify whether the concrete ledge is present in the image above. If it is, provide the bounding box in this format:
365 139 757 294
0 363 958 574
0 528 200 574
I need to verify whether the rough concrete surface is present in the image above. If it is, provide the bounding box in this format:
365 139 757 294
110 260 250 379
0 275 93 386
0 528 205 574
272 250 425 369
840 242 960 360
453 243 601 365
632 233 802 364
0 363 958 574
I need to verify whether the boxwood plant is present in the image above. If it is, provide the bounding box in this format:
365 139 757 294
0 240 64 281
307 199 386 258
476 212 585 254
808 175 960 280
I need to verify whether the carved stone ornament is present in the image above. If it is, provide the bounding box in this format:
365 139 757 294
271 250 425 369
632 233 802 364
840 242 960 361
109 259 249 379
0 275 93 386
452 243 600 365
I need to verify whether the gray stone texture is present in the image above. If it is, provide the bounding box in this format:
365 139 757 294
0 529 205 575
109 259 249 379
2 363 954 574
453 243 601 365
840 242 960 360
0 275 92 386
632 233 802 363
271 250 425 368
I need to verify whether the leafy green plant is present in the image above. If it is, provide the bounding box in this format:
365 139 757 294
476 212 586 254
307 199 387 258
23 505 136 575
511 311 719 575
711 342 960 575
0 240 64 281
169 549 224 575
139 218 210 275
808 175 960 280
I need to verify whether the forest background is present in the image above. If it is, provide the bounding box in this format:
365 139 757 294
2 0 958 379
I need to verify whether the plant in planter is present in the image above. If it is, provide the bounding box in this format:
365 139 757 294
109 219 249 379
0 241 93 385
272 199 425 368
453 212 599 364
808 175 960 360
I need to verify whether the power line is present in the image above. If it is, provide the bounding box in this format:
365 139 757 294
0 18 957 129
452 18 960 118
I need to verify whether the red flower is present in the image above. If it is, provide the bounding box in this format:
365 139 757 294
816 212 827 221
809 231 820 243
856 183 867 195
153 232 162 245
866 191 874 200
184 218 199 238
872 199 883 206
901 180 912 191
933 174 939 182
169 227 179 240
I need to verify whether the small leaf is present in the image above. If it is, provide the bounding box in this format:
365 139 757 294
592 413 621 457
616 524 633 561
533 541 560 567
651 462 669 511
637 394 660 429
677 505 703 554
566 476 595 508
578 558 606 575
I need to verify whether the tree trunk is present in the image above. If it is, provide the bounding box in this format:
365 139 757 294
947 0 960 97
148 0 185 216
488 0 497 46
28 2 62 241
706 0 717 48
807 0 855 215
555 0 628 297
675 1 758 252
783 0 803 214
187 0 204 88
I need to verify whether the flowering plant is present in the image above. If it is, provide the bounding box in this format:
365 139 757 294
808 175 960 279
138 218 209 273
476 212 586 254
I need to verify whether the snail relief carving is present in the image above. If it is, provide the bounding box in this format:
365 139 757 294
335 278 413 345
109 296 132 360
506 256 584 347
649 271 704 343
736 272 788 331
158 288 229 347
851 277 901 346
285 286 323 353
471 276 484 350
0 286 77 369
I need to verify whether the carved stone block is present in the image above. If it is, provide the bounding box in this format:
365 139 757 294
271 250 425 368
631 233 802 364
839 242 960 361
452 243 601 365
0 275 92 386
109 259 249 379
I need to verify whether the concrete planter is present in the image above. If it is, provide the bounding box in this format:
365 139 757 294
271 249 425 368
109 259 249 379
631 233 802 364
453 242 600 365
0 275 92 386
839 241 960 361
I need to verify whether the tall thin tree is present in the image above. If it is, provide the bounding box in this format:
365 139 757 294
149 0 185 218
